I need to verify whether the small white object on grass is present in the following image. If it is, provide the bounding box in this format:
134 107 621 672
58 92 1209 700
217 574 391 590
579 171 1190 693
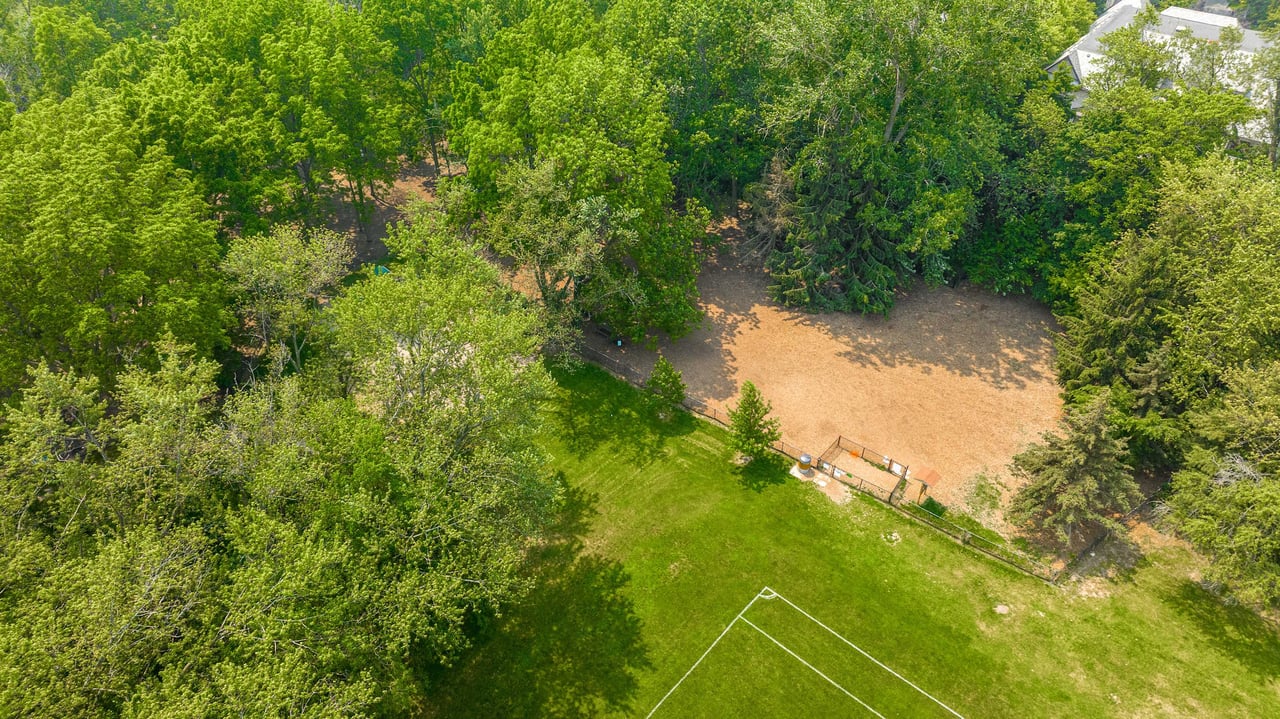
994 604 1010 615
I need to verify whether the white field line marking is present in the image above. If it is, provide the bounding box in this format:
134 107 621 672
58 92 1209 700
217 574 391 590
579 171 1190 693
740 617 887 719
643 588 769 719
766 588 966 719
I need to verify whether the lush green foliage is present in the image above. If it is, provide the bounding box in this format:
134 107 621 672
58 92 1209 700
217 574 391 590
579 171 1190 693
964 9 1260 305
0 89 227 396
0 219 559 716
480 158 641 349
223 226 354 372
6 0 1280 709
1007 391 1142 545
602 0 783 203
1168 362 1280 606
754 0 1061 313
450 5 710 340
428 366 1280 718
98 0 409 231
645 354 686 413
727 380 781 462
1052 156 1280 600
364 0 485 167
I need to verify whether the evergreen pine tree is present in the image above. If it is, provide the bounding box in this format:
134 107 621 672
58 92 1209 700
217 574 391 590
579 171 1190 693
646 355 686 418
1006 390 1141 545
728 380 781 463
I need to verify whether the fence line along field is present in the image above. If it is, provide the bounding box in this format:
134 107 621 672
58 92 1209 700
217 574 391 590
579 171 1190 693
585 236 1063 511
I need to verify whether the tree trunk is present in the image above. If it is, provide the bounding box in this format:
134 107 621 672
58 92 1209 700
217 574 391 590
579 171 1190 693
1271 79 1279 170
883 62 906 146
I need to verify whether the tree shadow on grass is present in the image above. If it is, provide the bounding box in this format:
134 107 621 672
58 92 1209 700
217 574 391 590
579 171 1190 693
736 453 790 492
1164 580 1280 679
549 363 697 467
1064 533 1146 583
423 485 651 718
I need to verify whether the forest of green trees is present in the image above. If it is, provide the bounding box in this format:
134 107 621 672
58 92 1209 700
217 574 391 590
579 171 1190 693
2 0 1279 714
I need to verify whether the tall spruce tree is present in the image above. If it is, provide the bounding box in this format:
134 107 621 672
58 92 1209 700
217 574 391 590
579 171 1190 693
1007 391 1142 545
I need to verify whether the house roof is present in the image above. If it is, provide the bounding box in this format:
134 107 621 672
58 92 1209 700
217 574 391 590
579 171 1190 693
1155 6 1269 52
1048 0 1147 81
1048 0 1271 82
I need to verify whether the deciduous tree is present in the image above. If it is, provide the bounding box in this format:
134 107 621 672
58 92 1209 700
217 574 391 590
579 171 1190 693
1168 362 1280 606
0 223 562 715
223 226 354 373
646 354 685 417
758 0 1045 313
453 36 708 340
31 5 110 100
0 89 228 395
107 0 408 230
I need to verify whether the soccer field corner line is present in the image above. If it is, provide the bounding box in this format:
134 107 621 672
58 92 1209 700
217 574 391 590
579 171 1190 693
643 586 771 719
646 585 966 719
739 615 889 719
764 588 967 719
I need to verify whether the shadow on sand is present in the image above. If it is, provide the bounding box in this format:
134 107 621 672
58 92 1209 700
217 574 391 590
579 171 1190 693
325 158 443 266
790 280 1058 391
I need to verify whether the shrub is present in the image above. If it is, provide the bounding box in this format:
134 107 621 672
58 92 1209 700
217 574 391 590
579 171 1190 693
728 380 781 463
646 355 686 416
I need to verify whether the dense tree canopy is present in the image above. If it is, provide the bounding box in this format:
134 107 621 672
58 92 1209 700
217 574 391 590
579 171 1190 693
0 217 559 716
7 0 1280 710
962 22 1258 305
449 3 709 340
0 88 227 396
1169 362 1280 606
1054 155 1280 601
602 0 783 203
754 0 1055 314
95 0 410 231
223 226 354 373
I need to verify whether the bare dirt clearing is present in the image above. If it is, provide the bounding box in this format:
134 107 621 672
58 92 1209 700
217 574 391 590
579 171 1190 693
588 239 1064 510
327 157 455 265
345 160 1064 513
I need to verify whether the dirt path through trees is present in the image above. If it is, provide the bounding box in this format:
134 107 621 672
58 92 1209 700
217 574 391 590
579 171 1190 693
328 158 449 265
587 240 1063 509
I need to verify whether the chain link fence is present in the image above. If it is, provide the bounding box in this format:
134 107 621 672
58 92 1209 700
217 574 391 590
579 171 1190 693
580 346 807 461
896 502 1061 582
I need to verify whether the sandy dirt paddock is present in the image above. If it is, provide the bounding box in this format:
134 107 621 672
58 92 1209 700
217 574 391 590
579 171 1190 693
587 242 1064 510
339 161 1063 512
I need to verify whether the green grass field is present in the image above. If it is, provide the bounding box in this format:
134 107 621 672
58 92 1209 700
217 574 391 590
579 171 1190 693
645 587 963 718
423 365 1280 718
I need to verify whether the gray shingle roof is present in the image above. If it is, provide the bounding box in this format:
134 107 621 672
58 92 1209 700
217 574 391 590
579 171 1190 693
1156 6 1268 52
1048 0 1272 84
1048 0 1147 82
